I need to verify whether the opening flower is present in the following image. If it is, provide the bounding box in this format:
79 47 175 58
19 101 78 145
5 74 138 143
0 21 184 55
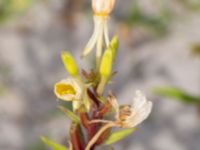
82 0 116 65
54 78 83 101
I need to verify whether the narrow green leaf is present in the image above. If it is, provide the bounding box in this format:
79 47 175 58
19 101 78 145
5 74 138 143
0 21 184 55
58 101 73 112
40 136 69 150
104 128 136 145
155 87 200 105
58 106 80 123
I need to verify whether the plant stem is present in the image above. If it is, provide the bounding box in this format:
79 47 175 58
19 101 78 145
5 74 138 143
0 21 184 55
97 77 107 95
85 122 116 150
70 123 85 150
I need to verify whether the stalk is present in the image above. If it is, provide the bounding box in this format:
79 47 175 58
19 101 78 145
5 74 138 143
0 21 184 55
85 122 116 150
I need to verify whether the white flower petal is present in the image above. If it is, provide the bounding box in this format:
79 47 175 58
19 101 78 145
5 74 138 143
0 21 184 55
132 90 147 112
82 17 102 57
126 101 152 127
109 94 120 120
103 19 110 46
96 19 104 59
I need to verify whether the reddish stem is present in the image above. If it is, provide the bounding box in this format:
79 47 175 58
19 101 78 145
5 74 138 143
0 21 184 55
70 123 85 150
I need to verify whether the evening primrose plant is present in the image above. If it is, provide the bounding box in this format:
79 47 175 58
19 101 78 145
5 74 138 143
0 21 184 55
41 0 153 150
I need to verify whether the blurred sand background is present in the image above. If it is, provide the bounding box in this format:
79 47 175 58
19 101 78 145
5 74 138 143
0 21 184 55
0 0 200 150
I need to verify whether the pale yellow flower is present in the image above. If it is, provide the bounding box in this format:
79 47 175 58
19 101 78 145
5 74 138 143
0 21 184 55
54 78 83 101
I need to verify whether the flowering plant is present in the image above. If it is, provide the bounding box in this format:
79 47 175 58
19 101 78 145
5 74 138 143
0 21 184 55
41 0 152 150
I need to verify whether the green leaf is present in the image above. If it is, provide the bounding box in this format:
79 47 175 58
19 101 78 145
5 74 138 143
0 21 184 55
58 106 80 123
27 139 46 150
40 136 69 150
155 87 200 105
104 128 136 145
59 101 73 112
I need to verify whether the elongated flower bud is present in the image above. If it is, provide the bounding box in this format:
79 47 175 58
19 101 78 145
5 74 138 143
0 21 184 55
110 36 119 61
97 49 113 95
100 49 113 78
61 51 79 77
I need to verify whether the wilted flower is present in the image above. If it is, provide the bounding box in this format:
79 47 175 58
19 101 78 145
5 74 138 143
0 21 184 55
54 78 83 101
111 90 153 128
85 90 152 150
82 0 116 61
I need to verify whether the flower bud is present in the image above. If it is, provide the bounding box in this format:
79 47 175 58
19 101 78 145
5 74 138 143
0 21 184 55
100 48 113 78
110 36 119 61
61 51 79 77
92 0 115 16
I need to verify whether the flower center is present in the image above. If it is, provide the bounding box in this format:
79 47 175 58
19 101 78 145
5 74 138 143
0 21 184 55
56 84 76 95
119 105 132 121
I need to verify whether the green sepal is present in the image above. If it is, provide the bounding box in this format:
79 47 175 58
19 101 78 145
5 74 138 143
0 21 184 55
104 128 136 145
40 136 69 150
58 106 80 123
